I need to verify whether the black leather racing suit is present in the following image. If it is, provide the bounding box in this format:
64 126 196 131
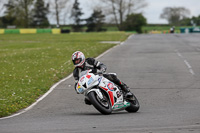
73 58 124 91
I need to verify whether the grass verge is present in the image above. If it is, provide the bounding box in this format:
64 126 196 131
0 32 130 117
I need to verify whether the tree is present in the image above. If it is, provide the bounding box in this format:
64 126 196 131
160 7 190 26
122 13 147 33
1 0 16 27
191 15 200 26
49 0 70 27
71 0 84 32
32 0 49 27
0 0 33 28
179 17 191 26
86 10 105 32
98 0 147 30
16 0 34 28
177 15 200 26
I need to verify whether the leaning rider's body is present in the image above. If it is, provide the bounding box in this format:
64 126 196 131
71 51 133 100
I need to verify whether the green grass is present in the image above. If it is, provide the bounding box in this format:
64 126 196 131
142 25 195 33
61 26 119 31
143 25 171 31
0 32 130 117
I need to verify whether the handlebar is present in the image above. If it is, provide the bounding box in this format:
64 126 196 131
94 70 106 76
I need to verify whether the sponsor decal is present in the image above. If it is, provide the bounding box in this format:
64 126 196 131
98 77 102 83
116 91 122 98
80 76 85 82
78 88 84 93
86 74 91 79
107 82 114 91
113 103 123 109
112 103 130 110
77 84 84 93
88 77 94 85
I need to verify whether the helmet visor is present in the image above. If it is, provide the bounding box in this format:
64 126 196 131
73 58 81 65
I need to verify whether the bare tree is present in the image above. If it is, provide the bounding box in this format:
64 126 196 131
62 4 72 25
49 0 70 27
160 7 190 26
98 0 147 30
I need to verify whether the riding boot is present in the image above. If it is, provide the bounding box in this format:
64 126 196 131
120 82 133 99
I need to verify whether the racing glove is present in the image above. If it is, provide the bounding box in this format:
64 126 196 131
100 64 107 73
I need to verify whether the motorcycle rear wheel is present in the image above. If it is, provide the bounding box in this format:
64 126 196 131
125 93 140 113
88 91 112 115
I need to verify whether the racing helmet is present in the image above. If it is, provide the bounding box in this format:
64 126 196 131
72 51 85 67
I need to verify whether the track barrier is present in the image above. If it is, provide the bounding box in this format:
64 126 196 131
180 27 200 33
0 29 66 34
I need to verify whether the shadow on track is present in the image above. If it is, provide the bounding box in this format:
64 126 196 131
69 111 140 116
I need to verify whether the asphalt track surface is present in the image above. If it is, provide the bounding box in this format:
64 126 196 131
1 34 200 133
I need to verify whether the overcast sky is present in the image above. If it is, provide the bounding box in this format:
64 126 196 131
79 0 200 24
143 0 200 24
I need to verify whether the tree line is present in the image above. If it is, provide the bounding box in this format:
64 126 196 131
0 0 199 33
0 0 147 33
160 7 200 26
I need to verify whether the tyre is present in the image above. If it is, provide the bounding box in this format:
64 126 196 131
87 91 112 115
125 93 140 113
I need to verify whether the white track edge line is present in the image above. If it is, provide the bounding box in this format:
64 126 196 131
175 50 195 76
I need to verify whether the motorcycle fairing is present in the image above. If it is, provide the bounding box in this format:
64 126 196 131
77 70 131 111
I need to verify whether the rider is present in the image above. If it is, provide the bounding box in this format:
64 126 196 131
71 51 133 103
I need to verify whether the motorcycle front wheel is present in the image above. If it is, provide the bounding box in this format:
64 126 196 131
88 91 112 115
125 93 140 113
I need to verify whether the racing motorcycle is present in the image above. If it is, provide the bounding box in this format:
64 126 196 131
75 69 140 114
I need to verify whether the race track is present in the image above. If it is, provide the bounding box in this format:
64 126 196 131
1 34 200 133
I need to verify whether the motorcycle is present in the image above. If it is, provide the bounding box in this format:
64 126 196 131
75 69 140 115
